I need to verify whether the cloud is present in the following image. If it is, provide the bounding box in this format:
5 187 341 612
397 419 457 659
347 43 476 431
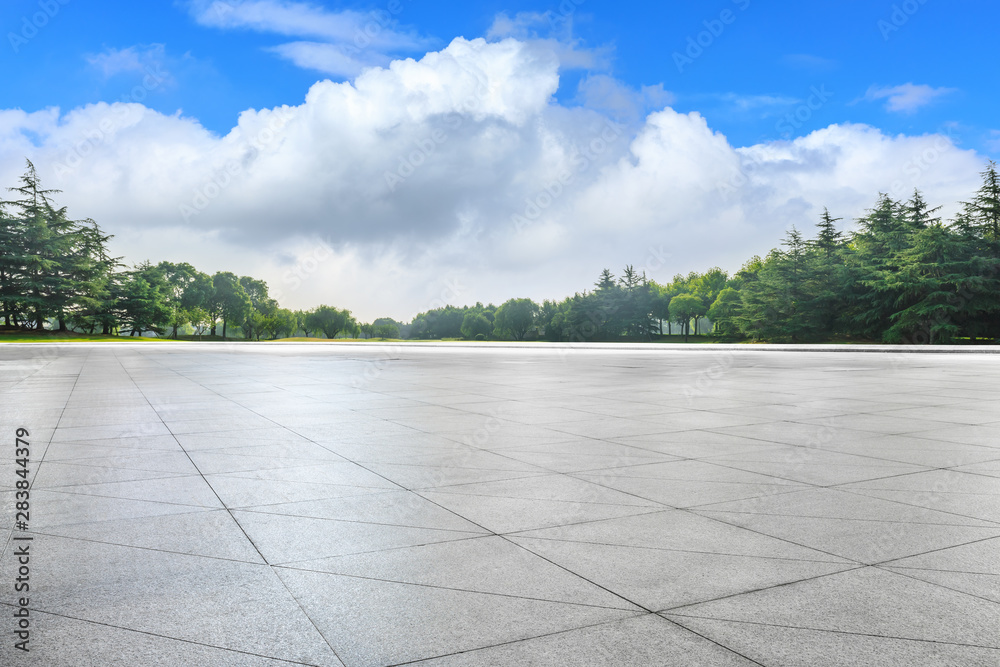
576 75 674 123
0 38 987 322
190 0 425 49
716 93 801 112
486 10 613 72
267 41 389 77
486 10 575 41
86 44 174 85
187 0 433 76
862 83 956 113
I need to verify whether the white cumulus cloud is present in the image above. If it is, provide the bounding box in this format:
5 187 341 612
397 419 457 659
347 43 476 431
187 0 433 76
0 38 987 322
863 83 956 113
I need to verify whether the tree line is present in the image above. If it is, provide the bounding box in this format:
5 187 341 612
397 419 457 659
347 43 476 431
0 161 369 339
2 159 998 343
407 161 1000 344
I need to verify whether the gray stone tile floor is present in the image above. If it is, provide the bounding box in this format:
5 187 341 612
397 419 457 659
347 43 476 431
1 342 999 666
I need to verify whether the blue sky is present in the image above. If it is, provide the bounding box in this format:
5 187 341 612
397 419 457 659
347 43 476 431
4 0 994 151
1 0 997 319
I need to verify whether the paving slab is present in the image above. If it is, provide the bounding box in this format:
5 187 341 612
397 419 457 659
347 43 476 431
2 342 1000 665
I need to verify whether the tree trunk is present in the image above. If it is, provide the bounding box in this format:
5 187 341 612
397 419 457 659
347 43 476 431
1 268 10 326
222 320 227 339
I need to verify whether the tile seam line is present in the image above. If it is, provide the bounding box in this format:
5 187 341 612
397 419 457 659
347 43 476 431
874 533 1000 567
112 346 347 666
696 458 936 488
389 611 767 667
232 507 489 534
411 487 664 508
24 487 221 510
0 604 326 665
28 470 221 490
686 506 1000 529
270 563 642 612
222 352 713 555
693 424 966 469
565 471 864 565
501 534 854 564
883 564 999 576
266 533 494 564
0 344 88 561
129 346 599 661
663 612 1000 650
872 562 1000 607
828 485 1000 528
132 348 517 555
0 344 75 394
13 526 274 567
660 565 874 614
157 357 572 497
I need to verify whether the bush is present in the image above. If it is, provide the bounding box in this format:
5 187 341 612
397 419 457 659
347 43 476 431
460 312 493 340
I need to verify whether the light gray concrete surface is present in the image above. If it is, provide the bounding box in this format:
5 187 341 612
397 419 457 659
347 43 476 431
1 342 999 666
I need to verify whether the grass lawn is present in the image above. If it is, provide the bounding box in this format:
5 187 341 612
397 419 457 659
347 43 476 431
0 330 164 343
4 331 963 345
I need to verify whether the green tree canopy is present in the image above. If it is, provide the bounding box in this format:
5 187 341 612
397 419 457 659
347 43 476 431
460 312 492 340
493 298 539 341
306 305 355 339
212 272 251 339
667 293 703 342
